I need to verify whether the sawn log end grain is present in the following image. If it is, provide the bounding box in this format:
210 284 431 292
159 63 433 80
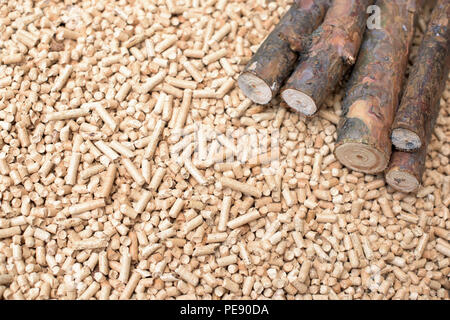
237 0 331 105
335 0 417 174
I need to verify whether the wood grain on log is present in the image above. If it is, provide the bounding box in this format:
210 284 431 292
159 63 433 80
237 0 331 105
391 0 450 151
281 0 373 116
335 0 418 174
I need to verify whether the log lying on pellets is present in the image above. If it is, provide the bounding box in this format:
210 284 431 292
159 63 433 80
281 0 373 116
335 0 418 174
237 0 331 105
386 0 450 193
385 147 427 193
391 0 450 151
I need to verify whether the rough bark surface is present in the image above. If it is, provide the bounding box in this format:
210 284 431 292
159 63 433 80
385 146 426 193
281 0 373 117
237 0 331 105
391 0 450 151
335 0 417 174
386 0 450 193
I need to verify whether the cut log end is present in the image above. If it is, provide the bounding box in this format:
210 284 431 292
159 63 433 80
281 89 317 116
335 142 388 174
391 128 422 151
237 72 273 105
385 169 420 193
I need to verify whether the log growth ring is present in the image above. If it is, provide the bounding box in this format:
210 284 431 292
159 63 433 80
237 72 272 105
385 169 420 193
391 128 422 151
281 88 317 116
335 142 388 174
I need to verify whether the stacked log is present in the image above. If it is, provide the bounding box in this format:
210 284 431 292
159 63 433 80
237 0 331 105
281 0 373 117
334 0 418 174
386 0 450 192
237 0 448 193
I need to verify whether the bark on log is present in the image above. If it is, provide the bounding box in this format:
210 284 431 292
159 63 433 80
237 0 331 105
335 0 417 174
391 0 450 151
385 146 426 193
281 0 373 117
386 0 450 193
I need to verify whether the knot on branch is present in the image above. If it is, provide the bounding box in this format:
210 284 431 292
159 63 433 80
279 32 307 53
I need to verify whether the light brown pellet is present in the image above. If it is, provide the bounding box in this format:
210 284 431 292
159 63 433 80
184 49 204 59
192 244 219 256
169 198 185 219
184 158 207 185
120 273 141 300
2 53 24 64
68 199 105 215
65 152 81 185
79 282 101 300
149 167 166 191
166 76 197 90
94 103 117 131
94 141 120 161
175 266 199 286
52 65 73 92
45 108 90 122
436 244 450 257
140 71 166 94
144 119 166 159
155 35 178 53
134 190 152 213
0 226 21 239
227 210 260 229
70 238 108 250
122 158 145 186
100 164 116 198
219 177 262 198
202 48 227 65
80 164 106 180
182 61 204 83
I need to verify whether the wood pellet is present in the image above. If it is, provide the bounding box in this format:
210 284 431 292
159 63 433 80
0 0 448 302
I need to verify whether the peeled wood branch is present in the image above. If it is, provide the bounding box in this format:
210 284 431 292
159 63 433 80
391 0 450 151
335 0 417 174
281 0 373 116
237 0 331 105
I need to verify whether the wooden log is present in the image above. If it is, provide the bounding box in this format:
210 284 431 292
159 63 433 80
335 0 417 174
281 0 373 116
385 147 426 193
386 0 450 193
237 0 331 105
391 0 450 151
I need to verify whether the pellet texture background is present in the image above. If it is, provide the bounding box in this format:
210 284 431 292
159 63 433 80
0 0 448 300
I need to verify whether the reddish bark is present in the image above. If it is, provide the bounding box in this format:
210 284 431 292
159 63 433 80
335 0 418 174
237 0 331 105
391 0 450 151
386 0 450 193
281 0 373 117
385 147 426 193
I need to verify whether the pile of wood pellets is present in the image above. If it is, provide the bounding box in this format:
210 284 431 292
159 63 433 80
0 0 448 300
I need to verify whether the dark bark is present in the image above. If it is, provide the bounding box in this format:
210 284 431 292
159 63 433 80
385 146 426 193
237 0 331 105
335 0 418 174
281 0 373 116
386 0 450 193
391 0 450 151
